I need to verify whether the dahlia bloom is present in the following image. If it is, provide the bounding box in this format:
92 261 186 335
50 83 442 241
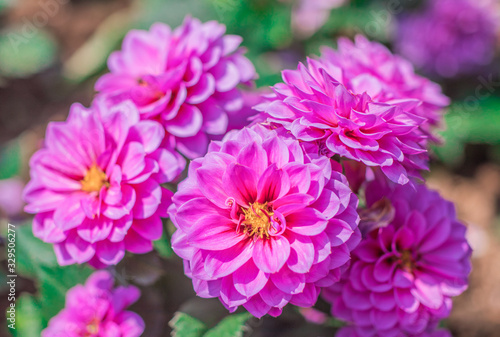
23 99 184 268
323 180 471 336
169 125 360 318
259 58 429 185
42 271 144 337
337 326 452 337
320 35 450 137
95 16 256 159
396 0 498 78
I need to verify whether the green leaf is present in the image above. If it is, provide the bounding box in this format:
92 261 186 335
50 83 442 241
203 313 251 337
434 97 500 165
15 223 93 329
170 312 208 337
0 141 21 180
9 294 43 337
0 28 56 78
153 220 174 258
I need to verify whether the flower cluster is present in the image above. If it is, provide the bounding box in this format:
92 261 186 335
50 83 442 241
319 35 450 139
24 99 183 268
23 13 472 337
257 57 429 185
42 271 144 337
169 125 360 318
323 180 471 336
396 0 498 78
95 16 256 159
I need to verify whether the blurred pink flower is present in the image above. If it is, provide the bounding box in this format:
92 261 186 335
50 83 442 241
257 58 429 185
320 35 450 140
0 178 24 217
291 0 347 37
96 16 257 159
169 124 360 318
323 180 471 336
337 325 452 337
24 99 184 268
42 271 144 337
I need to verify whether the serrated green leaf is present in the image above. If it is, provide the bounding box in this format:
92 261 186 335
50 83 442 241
203 313 251 337
170 312 208 337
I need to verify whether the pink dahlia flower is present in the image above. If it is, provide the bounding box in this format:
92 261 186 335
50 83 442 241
42 271 144 337
169 125 360 318
323 180 471 336
320 35 450 138
23 99 184 268
95 16 257 159
259 58 429 185
337 326 452 337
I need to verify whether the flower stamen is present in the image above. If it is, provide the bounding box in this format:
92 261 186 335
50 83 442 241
81 164 109 193
241 202 274 239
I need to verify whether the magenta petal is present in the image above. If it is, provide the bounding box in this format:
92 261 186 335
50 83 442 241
290 283 318 307
188 215 244 250
53 194 87 231
220 275 248 307
411 272 443 309
165 105 203 137
193 278 221 298
176 132 209 159
271 264 305 295
133 180 161 219
252 236 290 274
124 228 153 254
286 234 314 273
77 217 113 244
286 208 328 236
132 215 163 241
128 121 165 154
233 259 269 297
259 282 291 308
204 240 253 279
242 295 271 319
236 142 268 177
65 234 96 264
395 287 419 313
96 240 126 265
222 163 258 207
53 243 76 266
33 213 66 243
257 165 290 203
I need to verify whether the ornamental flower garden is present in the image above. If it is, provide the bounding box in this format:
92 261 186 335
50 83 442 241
8 0 496 335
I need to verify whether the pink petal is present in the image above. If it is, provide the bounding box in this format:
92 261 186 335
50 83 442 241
253 236 290 274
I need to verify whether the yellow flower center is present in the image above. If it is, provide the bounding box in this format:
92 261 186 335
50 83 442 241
81 164 108 193
84 317 99 336
401 250 415 272
241 202 274 239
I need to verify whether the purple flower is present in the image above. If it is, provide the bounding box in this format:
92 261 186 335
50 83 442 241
337 325 452 337
0 178 24 217
168 124 360 318
42 271 144 337
259 58 429 185
95 16 257 159
323 180 471 336
320 35 450 139
396 0 498 78
23 99 185 268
